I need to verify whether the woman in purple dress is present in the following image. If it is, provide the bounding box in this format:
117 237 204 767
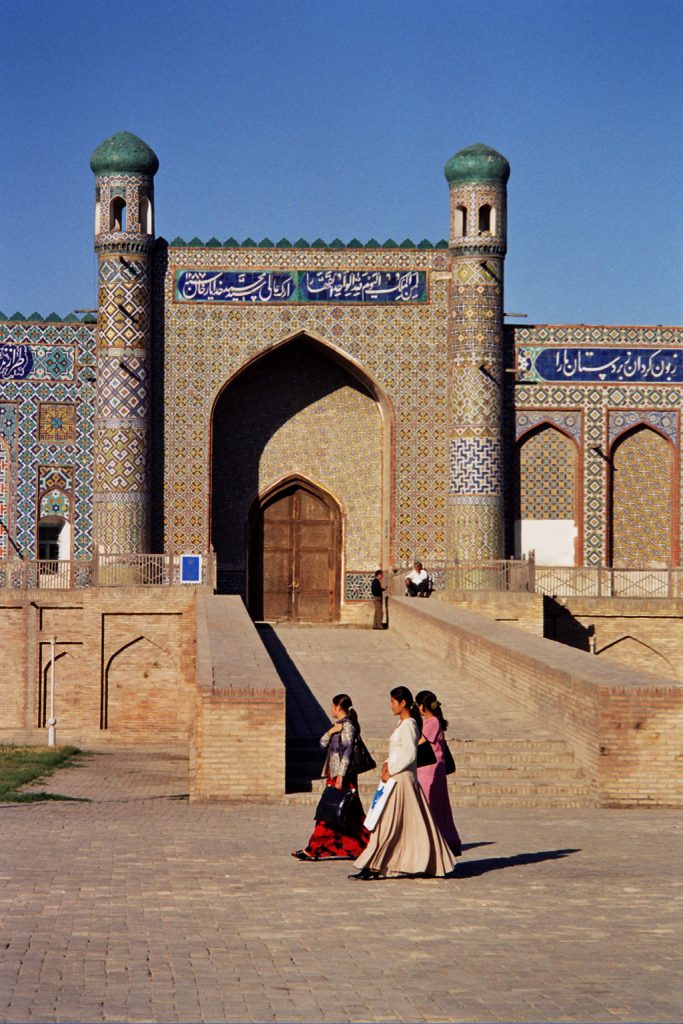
415 690 462 856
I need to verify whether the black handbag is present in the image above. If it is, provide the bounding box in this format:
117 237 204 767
443 740 456 776
314 786 356 828
416 739 437 767
352 737 377 775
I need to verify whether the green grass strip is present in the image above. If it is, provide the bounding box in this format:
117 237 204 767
0 745 87 802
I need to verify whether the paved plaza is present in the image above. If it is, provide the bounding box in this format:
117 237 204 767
1 625 682 1023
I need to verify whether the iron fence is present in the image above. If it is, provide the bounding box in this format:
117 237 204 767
0 552 216 591
392 559 683 600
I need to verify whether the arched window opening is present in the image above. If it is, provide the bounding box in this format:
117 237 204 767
37 515 70 564
139 196 153 234
454 205 467 236
110 196 127 232
95 191 101 234
478 204 492 234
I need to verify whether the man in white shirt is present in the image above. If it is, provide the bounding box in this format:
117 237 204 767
404 561 430 597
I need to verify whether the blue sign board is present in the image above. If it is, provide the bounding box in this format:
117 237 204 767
518 346 683 384
174 269 427 304
180 554 202 584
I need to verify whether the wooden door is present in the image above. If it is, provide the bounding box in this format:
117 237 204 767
260 485 339 621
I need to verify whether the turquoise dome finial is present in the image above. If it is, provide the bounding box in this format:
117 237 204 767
444 143 510 186
90 132 159 177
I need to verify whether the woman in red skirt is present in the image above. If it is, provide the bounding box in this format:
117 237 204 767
292 693 370 861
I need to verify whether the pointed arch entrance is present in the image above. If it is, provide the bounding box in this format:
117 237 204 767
210 331 393 617
249 477 341 621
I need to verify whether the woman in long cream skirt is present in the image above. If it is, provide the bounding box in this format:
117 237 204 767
350 686 456 880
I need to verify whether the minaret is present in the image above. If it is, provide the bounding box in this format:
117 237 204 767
444 143 510 560
90 131 158 553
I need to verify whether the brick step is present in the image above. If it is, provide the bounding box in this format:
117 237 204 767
284 789 597 809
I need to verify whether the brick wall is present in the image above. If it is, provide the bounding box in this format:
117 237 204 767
434 589 544 635
390 596 683 806
546 597 683 680
190 596 285 801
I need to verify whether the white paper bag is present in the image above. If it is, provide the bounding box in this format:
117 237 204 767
363 777 396 831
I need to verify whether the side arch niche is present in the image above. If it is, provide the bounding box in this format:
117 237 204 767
39 648 90 729
610 424 675 567
597 635 677 678
210 333 392 614
513 423 579 565
103 636 188 738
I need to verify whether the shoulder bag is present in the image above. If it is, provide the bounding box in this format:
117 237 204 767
416 739 437 767
314 786 356 828
351 736 377 775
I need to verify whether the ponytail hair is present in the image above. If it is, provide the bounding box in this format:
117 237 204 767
415 689 448 732
390 685 422 731
332 692 360 733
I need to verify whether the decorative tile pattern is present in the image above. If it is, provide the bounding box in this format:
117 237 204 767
37 465 73 526
516 410 582 444
450 437 502 495
608 410 678 445
612 427 672 566
0 438 9 559
344 572 375 601
518 426 576 519
0 322 95 559
38 402 77 443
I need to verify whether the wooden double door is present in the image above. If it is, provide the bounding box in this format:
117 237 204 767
251 483 340 622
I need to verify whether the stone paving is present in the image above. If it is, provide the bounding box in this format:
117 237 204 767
1 749 682 1023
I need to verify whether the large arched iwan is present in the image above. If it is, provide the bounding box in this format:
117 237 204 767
209 331 395 606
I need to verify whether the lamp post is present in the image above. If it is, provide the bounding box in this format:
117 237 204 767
47 635 56 747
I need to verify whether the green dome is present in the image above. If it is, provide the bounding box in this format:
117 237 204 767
90 132 159 177
444 143 510 186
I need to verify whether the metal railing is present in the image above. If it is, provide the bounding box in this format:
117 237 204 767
0 552 216 591
392 558 683 600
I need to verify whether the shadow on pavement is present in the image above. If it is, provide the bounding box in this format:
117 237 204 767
453 847 580 878
461 841 497 852
256 624 329 792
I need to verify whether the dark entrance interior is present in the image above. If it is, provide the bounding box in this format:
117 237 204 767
249 480 340 622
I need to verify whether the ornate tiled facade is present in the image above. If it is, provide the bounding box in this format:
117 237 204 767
0 134 681 609
0 319 95 560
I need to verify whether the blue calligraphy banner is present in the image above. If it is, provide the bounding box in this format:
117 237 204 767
518 346 683 384
174 269 427 304
0 344 33 380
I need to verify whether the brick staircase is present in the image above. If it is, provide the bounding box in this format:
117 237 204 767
284 734 597 809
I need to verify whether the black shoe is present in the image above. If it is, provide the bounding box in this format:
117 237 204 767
291 849 316 861
348 867 379 880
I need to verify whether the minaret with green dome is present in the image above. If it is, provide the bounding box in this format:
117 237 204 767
90 131 158 553
444 143 510 561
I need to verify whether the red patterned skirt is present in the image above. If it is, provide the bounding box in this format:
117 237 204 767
305 781 370 860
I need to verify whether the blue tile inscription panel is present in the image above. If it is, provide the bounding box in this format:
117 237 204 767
518 346 683 384
174 269 427 304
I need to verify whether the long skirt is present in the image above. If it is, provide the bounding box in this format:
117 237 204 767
354 771 456 877
304 783 370 860
417 762 462 856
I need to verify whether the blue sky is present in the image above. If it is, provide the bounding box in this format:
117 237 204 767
1 0 681 324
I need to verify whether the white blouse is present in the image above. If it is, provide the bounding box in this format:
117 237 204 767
387 716 419 775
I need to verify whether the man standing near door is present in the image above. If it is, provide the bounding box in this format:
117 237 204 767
371 569 386 629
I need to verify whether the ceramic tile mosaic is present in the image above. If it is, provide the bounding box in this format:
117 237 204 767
0 322 95 559
518 426 576 520
38 402 77 443
611 426 672 566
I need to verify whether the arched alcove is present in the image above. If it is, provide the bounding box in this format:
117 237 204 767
598 635 676 678
514 423 579 564
139 196 153 234
37 515 70 562
110 196 126 232
610 424 674 567
103 635 185 735
210 333 391 614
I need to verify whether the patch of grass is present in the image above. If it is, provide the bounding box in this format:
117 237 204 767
0 745 87 802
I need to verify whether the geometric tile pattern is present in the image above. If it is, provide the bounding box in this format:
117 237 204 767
0 321 95 559
518 426 576 519
513 324 683 566
611 426 672 567
344 572 375 601
160 243 450 566
608 409 678 446
38 402 77 442
95 428 147 490
450 437 502 494
0 437 9 558
516 409 582 444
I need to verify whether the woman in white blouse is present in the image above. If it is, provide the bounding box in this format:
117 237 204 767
350 686 456 880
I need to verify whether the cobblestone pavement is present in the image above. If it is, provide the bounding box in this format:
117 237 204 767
1 752 681 1023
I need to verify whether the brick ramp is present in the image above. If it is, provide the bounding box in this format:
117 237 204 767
264 622 598 808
